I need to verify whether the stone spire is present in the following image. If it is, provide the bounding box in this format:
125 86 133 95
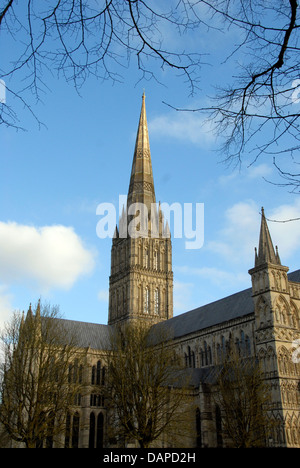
108 94 173 326
255 207 281 267
127 92 156 214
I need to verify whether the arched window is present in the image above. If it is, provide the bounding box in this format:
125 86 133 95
201 342 212 366
91 365 96 385
191 347 195 368
68 359 83 384
90 394 103 407
90 361 105 385
160 249 165 271
74 393 81 406
204 342 208 366
154 250 158 270
154 288 159 314
208 345 212 365
96 360 101 385
219 336 227 361
138 242 143 265
144 287 149 313
185 346 195 368
144 248 149 268
241 330 245 353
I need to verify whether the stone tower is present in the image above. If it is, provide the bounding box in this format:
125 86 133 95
108 94 173 326
249 208 300 446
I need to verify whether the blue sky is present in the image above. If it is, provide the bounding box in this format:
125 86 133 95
1 4 300 328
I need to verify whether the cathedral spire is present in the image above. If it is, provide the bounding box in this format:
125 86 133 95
108 94 173 326
127 93 156 213
255 207 281 267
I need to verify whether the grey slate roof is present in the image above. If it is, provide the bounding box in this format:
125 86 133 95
54 318 113 350
288 269 300 282
156 287 254 340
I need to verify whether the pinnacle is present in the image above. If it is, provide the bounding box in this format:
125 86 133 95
255 207 281 267
127 94 156 213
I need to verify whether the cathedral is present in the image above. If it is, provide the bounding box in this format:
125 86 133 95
8 94 300 448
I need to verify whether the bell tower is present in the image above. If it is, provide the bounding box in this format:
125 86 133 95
248 208 300 446
108 94 173 326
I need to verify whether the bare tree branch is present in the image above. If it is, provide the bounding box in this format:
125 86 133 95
163 0 300 189
2 1 300 191
0 0 203 129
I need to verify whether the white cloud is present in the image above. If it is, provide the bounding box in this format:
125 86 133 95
173 199 300 315
206 200 259 264
149 111 215 146
0 222 96 292
247 163 273 179
207 199 300 266
266 200 300 260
